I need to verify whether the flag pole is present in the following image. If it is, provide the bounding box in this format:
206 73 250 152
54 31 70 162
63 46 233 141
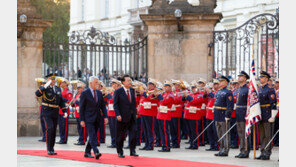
253 125 256 159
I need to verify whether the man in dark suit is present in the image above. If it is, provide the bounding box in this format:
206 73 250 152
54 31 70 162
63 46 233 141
113 75 139 158
79 76 108 159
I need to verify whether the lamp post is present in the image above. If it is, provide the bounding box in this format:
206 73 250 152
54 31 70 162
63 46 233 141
174 9 183 31
18 14 27 38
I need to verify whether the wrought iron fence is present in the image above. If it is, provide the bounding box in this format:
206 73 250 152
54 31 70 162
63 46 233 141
42 26 148 87
212 11 279 79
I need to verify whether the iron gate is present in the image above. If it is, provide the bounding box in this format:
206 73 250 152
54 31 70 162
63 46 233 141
212 11 279 79
42 26 148 86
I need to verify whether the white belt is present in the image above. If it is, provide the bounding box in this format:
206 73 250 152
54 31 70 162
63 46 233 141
171 104 181 111
108 104 114 111
206 107 214 113
201 103 206 110
185 107 200 113
159 105 168 113
142 102 157 109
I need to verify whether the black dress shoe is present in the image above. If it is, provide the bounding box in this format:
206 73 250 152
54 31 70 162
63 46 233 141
84 153 94 158
95 153 102 159
235 153 242 158
74 142 84 145
56 141 66 144
154 144 162 147
219 152 228 156
118 153 125 158
139 146 147 150
130 152 139 157
239 153 249 158
47 151 57 155
158 149 170 152
255 155 263 160
214 152 221 156
38 139 46 142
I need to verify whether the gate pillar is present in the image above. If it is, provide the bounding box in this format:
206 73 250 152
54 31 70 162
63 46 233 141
140 0 221 81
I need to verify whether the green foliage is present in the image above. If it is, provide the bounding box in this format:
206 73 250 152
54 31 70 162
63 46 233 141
31 0 70 42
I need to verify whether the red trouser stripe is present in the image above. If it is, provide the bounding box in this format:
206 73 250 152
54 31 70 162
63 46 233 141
64 117 68 143
202 117 204 144
83 127 86 144
164 120 168 150
152 117 155 147
196 120 199 147
178 118 180 145
42 116 48 151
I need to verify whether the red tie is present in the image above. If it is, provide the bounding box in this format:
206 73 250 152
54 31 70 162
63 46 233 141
93 89 97 102
127 89 131 103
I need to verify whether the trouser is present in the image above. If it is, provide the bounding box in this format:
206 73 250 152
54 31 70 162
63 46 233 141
181 116 189 139
230 117 239 147
250 122 260 149
108 116 117 146
158 119 171 150
169 117 181 147
85 120 100 154
42 114 58 152
154 117 162 145
40 114 46 140
141 115 155 148
58 114 68 143
116 118 137 154
206 119 218 149
237 121 250 154
216 121 230 154
258 121 273 156
98 116 106 143
187 119 199 148
136 117 142 145
273 117 279 146
76 118 87 144
198 116 207 145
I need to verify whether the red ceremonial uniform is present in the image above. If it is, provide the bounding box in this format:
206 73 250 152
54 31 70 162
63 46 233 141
136 94 142 117
206 90 217 120
74 93 81 118
231 89 238 118
59 88 72 115
157 91 175 120
172 89 184 118
184 93 203 120
106 92 116 117
199 88 208 117
140 89 159 117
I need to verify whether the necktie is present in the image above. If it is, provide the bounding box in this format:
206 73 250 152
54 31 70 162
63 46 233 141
93 89 97 102
127 89 131 103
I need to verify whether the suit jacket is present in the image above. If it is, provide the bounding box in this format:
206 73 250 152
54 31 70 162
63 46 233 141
79 88 107 123
113 87 137 123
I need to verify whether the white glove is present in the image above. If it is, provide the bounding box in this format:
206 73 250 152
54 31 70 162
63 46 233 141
225 117 230 121
63 112 68 118
44 80 52 88
268 117 275 123
76 107 79 113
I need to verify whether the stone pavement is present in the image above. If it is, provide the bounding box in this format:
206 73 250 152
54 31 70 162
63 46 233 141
17 136 279 167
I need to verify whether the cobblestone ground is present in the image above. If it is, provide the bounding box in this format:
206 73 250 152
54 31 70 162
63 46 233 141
17 136 279 167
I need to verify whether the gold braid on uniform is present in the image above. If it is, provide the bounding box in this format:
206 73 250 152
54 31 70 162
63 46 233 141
42 93 56 102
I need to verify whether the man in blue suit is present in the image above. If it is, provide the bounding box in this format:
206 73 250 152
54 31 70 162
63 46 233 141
79 76 108 159
113 74 139 158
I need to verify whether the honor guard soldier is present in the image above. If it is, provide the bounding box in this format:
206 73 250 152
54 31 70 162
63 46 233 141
182 81 202 150
171 79 184 148
214 76 234 157
35 73 68 155
139 78 159 151
256 71 277 160
156 81 175 152
197 78 209 146
105 79 122 148
57 78 73 144
73 81 87 145
230 79 239 149
235 71 250 158
205 80 219 151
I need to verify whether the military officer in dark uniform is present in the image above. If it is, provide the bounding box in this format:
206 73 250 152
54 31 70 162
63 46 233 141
235 71 250 158
35 73 68 155
256 71 277 160
213 76 234 157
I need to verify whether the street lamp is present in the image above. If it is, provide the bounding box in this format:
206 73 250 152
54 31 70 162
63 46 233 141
18 14 27 38
174 9 183 31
